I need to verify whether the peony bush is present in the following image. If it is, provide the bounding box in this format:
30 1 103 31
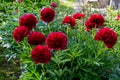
0 1 120 80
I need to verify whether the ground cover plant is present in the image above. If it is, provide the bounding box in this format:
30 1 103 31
0 0 120 80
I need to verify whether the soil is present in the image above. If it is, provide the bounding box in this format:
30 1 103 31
0 47 21 80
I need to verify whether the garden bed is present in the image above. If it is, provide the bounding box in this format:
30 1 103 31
0 0 120 80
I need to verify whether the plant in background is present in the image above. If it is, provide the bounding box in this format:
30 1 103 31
11 2 120 79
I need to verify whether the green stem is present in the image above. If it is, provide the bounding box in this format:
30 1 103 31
57 63 60 69
47 23 50 33
95 42 103 58
41 64 46 75
71 58 74 68
34 0 36 3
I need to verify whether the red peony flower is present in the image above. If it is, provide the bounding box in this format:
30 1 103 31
94 28 117 48
62 16 76 27
115 14 120 20
31 45 52 64
19 14 38 30
46 32 67 51
85 19 96 31
28 31 46 45
50 3 57 8
89 14 105 27
73 13 85 19
85 14 105 31
13 26 29 42
40 7 55 23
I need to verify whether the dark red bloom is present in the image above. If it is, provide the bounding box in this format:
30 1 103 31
73 13 85 19
85 14 105 30
40 7 55 23
19 14 38 30
18 0 22 2
13 26 29 42
46 32 67 51
85 19 96 31
62 16 76 27
50 3 57 8
115 14 120 20
28 31 46 45
94 28 117 48
89 14 104 27
31 45 52 64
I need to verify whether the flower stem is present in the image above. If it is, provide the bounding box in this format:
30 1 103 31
47 23 50 33
41 64 46 75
